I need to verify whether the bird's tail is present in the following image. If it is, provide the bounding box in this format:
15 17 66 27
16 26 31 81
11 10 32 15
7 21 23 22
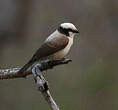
18 60 34 74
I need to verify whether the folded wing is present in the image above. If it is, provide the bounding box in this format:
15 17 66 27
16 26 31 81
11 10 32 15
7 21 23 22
18 36 69 73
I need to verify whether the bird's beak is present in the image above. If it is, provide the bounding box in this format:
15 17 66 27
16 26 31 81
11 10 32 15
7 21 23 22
73 29 79 33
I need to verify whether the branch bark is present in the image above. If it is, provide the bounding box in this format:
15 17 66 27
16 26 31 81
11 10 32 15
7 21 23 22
0 58 72 110
32 64 59 110
0 59 72 79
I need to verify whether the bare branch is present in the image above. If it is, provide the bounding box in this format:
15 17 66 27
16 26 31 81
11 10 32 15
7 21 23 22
0 58 72 110
32 64 59 110
0 59 72 79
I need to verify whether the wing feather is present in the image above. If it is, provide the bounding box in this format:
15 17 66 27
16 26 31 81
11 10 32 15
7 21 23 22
18 35 69 73
31 36 69 62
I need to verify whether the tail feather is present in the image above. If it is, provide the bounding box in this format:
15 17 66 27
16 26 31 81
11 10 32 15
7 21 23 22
18 61 34 74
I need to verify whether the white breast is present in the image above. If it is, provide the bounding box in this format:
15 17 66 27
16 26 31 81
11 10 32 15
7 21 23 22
53 37 73 59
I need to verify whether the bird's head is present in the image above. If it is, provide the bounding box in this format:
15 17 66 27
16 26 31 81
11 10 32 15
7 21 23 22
58 23 79 37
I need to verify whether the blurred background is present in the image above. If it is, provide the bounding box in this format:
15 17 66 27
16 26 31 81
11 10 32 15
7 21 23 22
0 0 118 110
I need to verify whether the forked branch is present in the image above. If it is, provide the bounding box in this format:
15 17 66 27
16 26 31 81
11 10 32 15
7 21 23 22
32 64 60 110
0 58 72 110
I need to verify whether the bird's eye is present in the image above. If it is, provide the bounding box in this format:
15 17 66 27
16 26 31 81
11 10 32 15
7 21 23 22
58 26 69 36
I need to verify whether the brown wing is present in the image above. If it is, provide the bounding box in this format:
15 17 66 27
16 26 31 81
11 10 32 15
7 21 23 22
31 36 69 62
18 35 69 73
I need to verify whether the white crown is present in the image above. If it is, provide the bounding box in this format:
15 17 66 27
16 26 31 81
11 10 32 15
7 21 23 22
60 23 77 30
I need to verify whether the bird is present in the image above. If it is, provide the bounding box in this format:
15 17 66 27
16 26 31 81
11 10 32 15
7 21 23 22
18 23 79 73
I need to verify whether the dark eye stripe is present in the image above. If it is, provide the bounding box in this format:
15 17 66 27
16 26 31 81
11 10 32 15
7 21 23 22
58 26 79 36
58 26 69 36
67 28 73 32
